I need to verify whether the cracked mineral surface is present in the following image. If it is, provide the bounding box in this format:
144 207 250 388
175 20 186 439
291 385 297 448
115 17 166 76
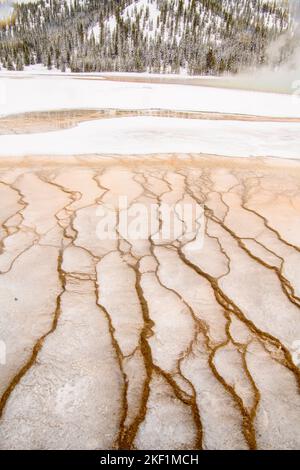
0 152 299 450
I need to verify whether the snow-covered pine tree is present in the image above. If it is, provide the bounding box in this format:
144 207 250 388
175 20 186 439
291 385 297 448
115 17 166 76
0 0 294 74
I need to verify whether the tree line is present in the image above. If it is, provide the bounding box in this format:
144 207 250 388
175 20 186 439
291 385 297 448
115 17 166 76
0 0 292 74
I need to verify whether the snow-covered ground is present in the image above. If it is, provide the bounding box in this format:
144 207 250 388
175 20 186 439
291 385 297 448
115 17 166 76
1 76 299 117
0 0 38 19
1 116 300 159
0 74 299 158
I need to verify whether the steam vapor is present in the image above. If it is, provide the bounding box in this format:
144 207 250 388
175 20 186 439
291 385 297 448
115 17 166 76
214 0 300 94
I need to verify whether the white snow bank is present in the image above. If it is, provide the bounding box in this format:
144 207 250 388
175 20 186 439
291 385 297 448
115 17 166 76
0 116 299 159
0 76 300 117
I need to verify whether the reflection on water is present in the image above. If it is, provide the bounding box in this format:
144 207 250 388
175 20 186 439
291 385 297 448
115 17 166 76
0 108 299 136
0 109 106 134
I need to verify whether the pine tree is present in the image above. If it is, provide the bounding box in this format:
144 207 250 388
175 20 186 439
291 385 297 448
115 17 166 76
47 53 52 70
0 0 292 75
206 48 216 74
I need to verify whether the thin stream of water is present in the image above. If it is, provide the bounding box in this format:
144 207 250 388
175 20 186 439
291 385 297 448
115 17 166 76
1 108 299 136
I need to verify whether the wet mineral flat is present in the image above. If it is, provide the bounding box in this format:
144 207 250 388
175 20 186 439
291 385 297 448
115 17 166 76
0 153 299 450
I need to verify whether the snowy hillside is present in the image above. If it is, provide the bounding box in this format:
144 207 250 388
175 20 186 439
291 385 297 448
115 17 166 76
90 0 288 46
0 0 292 74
